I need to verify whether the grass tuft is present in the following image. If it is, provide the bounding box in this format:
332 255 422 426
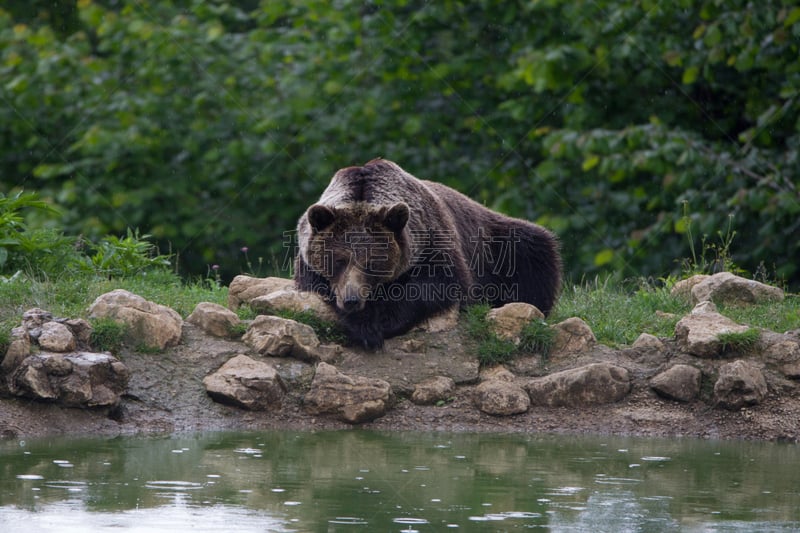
462 303 552 367
717 328 761 354
90 317 128 354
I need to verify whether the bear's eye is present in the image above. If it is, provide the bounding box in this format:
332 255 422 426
332 257 348 271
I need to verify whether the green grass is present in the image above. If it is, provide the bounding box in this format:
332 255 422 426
462 303 553 367
1 270 797 356
551 277 691 347
89 317 129 354
717 328 761 355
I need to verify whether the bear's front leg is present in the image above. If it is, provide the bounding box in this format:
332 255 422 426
340 308 385 349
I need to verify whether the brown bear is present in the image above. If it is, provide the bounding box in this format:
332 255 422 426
294 158 561 349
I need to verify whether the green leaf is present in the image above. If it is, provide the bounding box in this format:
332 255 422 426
682 66 700 84
594 248 614 266
581 155 600 172
785 7 800 28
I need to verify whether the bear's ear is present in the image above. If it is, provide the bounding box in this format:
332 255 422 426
384 202 409 233
308 204 335 232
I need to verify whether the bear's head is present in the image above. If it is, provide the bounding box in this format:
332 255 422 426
303 202 411 314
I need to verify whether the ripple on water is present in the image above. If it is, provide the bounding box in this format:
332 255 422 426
44 480 87 492
16 475 44 480
329 517 368 525
145 481 204 491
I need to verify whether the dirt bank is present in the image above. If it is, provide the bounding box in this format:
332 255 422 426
2 322 799 442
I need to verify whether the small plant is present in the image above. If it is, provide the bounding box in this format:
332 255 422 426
272 308 348 345
679 202 744 277
462 303 550 366
81 228 171 278
90 317 128 354
229 321 249 337
518 320 556 357
717 328 760 354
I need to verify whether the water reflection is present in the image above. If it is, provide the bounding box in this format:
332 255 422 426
1 431 799 532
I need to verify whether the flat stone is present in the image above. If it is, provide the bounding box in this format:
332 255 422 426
88 289 183 350
690 272 784 306
1 327 31 373
670 275 710 302
250 289 339 323
411 376 455 405
203 354 286 410
650 364 702 402
304 362 391 424
632 333 664 352
37 322 76 353
242 315 321 361
473 379 530 416
762 340 800 379
227 275 294 309
187 302 241 338
674 311 751 358
525 363 631 407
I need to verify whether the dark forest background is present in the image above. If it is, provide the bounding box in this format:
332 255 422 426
2 0 799 287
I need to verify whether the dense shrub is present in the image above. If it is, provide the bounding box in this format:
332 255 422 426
2 1 798 287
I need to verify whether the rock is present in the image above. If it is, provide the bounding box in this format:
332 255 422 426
632 333 664 352
525 363 631 407
411 376 455 405
400 338 426 353
227 275 294 309
692 301 718 314
473 379 530 416
650 364 702 402
416 306 460 333
9 352 129 407
64 319 93 347
670 275 710 302
763 340 800 379
486 302 544 343
304 362 391 423
203 354 286 410
1 327 31 373
674 310 751 358
88 289 183 350
250 289 339 323
242 315 322 361
551 317 596 354
714 360 768 409
21 308 53 331
690 272 784 306
479 365 515 382
37 322 76 352
186 302 241 337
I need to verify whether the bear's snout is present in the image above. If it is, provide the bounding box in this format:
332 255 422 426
334 270 368 314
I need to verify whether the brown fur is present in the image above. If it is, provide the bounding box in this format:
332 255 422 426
295 159 561 349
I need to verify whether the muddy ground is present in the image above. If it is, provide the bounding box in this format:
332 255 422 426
1 323 799 442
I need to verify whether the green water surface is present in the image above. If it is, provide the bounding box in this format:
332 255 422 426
1 431 798 532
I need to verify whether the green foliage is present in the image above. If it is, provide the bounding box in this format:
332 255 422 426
518 320 556 357
79 228 172 278
1 1 799 288
717 328 761 355
89 317 128 354
269 308 348 345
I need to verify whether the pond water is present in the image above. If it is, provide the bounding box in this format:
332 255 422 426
1 430 798 532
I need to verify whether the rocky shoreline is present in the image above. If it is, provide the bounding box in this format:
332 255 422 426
1 272 799 442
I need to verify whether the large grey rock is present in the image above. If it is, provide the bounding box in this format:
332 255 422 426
670 274 710 302
674 306 751 357
227 275 294 309
203 354 286 410
186 302 241 338
1 327 30 373
411 376 455 405
250 289 338 322
88 289 183 350
304 362 391 423
650 364 702 402
242 315 324 361
37 322 76 353
9 352 129 407
763 340 800 379
473 379 530 416
486 302 544 344
551 317 596 354
714 360 768 410
690 272 784 306
525 363 631 407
